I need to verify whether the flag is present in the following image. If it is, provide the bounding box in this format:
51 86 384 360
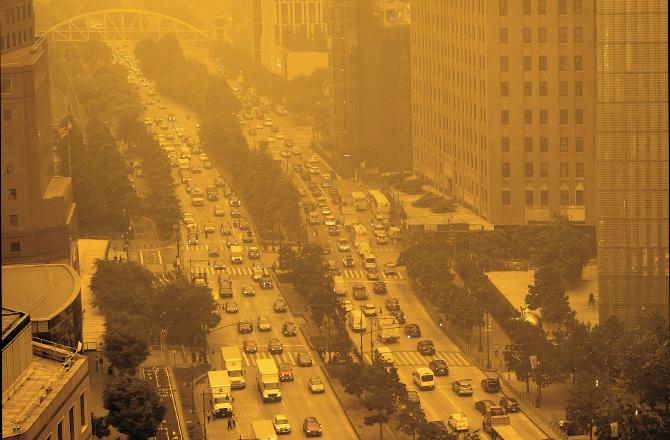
58 121 72 140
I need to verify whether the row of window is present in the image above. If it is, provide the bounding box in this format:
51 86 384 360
44 392 88 440
501 80 584 97
501 161 586 178
501 109 585 125
1 27 34 51
500 55 584 71
501 136 585 153
2 3 32 25
500 26 583 44
500 0 583 16
502 188 585 206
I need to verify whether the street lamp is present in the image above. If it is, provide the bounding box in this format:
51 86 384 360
173 222 181 272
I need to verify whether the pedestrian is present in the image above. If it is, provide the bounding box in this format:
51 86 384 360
588 292 596 309
232 415 236 429
98 357 104 372
94 356 99 372
379 306 382 315
494 344 499 357
227 417 232 430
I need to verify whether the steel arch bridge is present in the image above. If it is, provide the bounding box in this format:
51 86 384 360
37 9 213 42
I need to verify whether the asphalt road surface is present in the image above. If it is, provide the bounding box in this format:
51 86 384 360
143 366 182 440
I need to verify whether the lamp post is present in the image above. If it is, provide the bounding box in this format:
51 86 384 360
173 222 181 272
486 312 492 370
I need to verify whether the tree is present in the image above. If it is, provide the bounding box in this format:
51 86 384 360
90 261 156 315
339 360 370 398
361 365 407 439
525 266 574 324
92 414 111 439
104 376 166 440
103 328 149 374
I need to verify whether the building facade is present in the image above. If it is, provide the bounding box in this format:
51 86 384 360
411 0 595 225
1 0 77 263
596 1 669 326
231 0 263 63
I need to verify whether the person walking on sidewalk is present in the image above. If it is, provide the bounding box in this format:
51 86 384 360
94 356 99 372
232 415 236 429
227 417 232 430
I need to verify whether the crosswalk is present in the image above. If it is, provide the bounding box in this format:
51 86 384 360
241 348 308 367
340 269 403 280
189 264 259 277
152 272 177 288
362 351 470 367
369 245 399 254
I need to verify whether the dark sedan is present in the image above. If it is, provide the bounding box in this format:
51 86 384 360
428 359 449 376
475 399 497 415
278 362 294 382
237 320 253 334
417 339 436 355
500 396 520 413
268 338 283 354
282 321 298 337
384 298 400 311
390 310 406 324
481 378 501 393
372 281 388 294
273 299 288 313
404 323 422 338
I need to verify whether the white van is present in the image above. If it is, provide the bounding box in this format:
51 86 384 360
180 146 191 159
333 277 347 297
364 254 377 271
374 346 393 365
348 310 367 332
412 367 435 390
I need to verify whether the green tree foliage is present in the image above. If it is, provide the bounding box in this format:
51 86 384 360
104 376 166 440
103 328 149 373
91 414 111 439
90 261 156 314
525 266 575 324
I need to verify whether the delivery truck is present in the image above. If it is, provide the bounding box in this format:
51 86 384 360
251 420 278 440
230 245 244 264
207 370 233 418
220 346 245 389
256 358 282 402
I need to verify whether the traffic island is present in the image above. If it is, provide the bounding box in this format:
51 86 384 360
173 365 211 440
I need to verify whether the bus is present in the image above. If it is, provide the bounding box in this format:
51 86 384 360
368 190 390 222
351 192 367 211
349 223 368 249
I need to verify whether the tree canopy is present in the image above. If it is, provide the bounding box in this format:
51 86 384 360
104 376 166 440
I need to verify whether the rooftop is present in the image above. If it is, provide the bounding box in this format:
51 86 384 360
2 264 81 322
2 308 28 341
0 37 46 68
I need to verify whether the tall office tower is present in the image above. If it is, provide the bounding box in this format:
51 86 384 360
327 0 359 172
1 0 77 263
259 0 328 80
411 0 595 225
231 0 263 63
357 0 412 172
596 1 669 326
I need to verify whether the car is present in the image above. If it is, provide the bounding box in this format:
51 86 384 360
206 187 219 201
328 226 340 236
220 223 233 235
298 352 313 367
337 239 351 252
303 417 322 437
203 160 213 169
242 285 256 297
475 399 497 415
321 207 331 215
404 323 422 338
242 339 257 354
499 396 521 413
181 173 192 183
226 238 238 249
372 281 388 294
203 222 215 234
230 209 241 218
273 299 288 313
237 219 250 231
327 260 341 275
385 298 400 311
183 212 195 225
260 275 273 289
248 245 261 259
342 255 355 267
366 269 381 281
225 301 238 313
481 378 501 393
273 414 291 434
242 233 253 243
352 285 368 300
447 412 469 432
214 205 226 216
255 122 264 129
257 315 272 331
215 176 226 187
321 245 331 254
212 259 225 270
308 377 325 394
452 379 474 396
229 197 241 207
323 216 337 227
390 309 406 324
417 339 436 355
278 362 293 383
428 359 449 376
268 338 283 354
191 166 202 174
218 284 233 298
282 321 297 336
338 299 353 313
237 320 253 334
362 303 377 317
187 234 198 246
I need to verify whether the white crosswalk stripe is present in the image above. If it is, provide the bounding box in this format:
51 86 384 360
242 351 298 367
341 270 404 280
189 265 254 277
362 351 470 367
370 245 399 254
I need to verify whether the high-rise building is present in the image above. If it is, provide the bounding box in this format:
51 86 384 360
411 0 595 225
1 0 77 263
231 0 263 63
259 0 328 80
357 0 412 172
596 1 669 327
2 308 91 440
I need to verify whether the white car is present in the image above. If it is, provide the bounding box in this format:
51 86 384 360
337 239 351 252
447 412 469 432
362 303 377 317
324 216 337 227
308 376 325 393
273 414 291 434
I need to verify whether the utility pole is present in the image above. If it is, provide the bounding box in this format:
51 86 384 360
360 306 364 361
201 390 207 440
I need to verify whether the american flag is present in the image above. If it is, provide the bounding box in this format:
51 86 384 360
58 121 72 139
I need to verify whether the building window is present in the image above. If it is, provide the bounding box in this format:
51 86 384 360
540 162 549 177
559 27 568 43
574 0 583 15
524 137 533 152
525 190 534 206
524 110 533 125
538 0 546 15
540 137 548 152
541 190 549 205
9 214 18 226
576 162 585 177
575 81 583 96
502 162 511 178
574 27 583 43
523 28 532 43
502 190 511 205
501 137 510 152
560 162 569 178
500 82 509 97
2 109 12 121
574 55 583 71
501 110 509 125
575 189 584 205
560 81 568 96
6 163 14 174
8 188 16 199
80 393 87 428
69 407 75 440
524 81 532 97
525 163 534 178
560 137 569 152
539 81 548 96
575 137 584 152
540 110 548 125
10 241 21 252
575 109 584 125
559 56 568 71
523 0 531 14
499 0 508 15
538 28 547 43
560 109 569 125
559 0 568 14
523 56 532 71
500 28 508 44
500 56 509 71
561 190 570 205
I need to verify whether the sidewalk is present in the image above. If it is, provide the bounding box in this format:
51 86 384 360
86 353 127 440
